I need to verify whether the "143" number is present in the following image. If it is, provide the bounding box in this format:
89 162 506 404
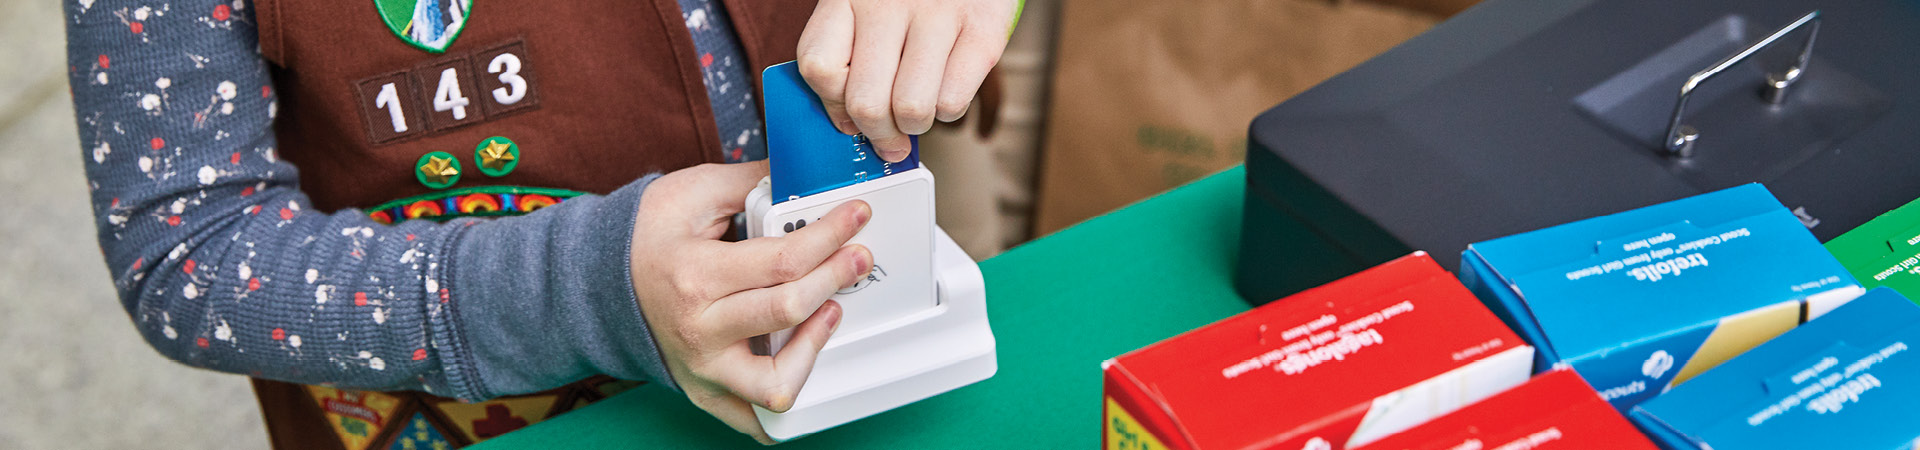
357 39 539 144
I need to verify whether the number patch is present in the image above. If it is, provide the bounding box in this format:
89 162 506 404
421 57 480 128
357 71 423 144
354 38 541 144
472 40 539 117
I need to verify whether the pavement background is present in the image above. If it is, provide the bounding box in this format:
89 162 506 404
0 0 274 448
1 0 1059 449
0 0 273 449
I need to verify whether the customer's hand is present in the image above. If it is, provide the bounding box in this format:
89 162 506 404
795 0 1018 162
629 161 873 443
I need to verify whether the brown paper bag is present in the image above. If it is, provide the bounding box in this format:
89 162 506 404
1033 0 1458 234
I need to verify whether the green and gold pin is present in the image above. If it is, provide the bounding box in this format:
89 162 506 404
474 136 519 177
415 151 462 189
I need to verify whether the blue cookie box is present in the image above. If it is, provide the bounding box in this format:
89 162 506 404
1630 288 1920 450
1460 184 1861 410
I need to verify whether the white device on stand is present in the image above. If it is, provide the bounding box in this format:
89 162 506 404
743 165 998 441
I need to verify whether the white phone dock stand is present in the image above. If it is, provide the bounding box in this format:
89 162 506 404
742 166 997 441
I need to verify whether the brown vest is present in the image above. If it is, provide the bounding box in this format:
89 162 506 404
257 0 815 211
247 1 815 448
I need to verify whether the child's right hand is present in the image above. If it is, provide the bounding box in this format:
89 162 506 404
627 161 874 444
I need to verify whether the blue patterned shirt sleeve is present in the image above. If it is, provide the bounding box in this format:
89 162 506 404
678 0 767 163
61 0 675 400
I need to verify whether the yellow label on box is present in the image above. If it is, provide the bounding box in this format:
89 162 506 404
1672 300 1801 385
1106 397 1169 450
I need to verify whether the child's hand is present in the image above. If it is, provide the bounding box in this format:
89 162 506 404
795 0 1018 162
629 161 874 444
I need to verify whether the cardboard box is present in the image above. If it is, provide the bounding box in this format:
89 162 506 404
1826 197 1920 301
1629 288 1920 450
1459 184 1865 411
1034 0 1463 235
1103 252 1533 450
1355 369 1658 450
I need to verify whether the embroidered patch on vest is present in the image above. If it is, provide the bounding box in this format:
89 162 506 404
470 39 541 117
375 0 473 53
356 69 426 144
385 412 456 450
365 185 583 225
306 386 406 450
429 394 559 443
354 38 541 146
416 55 484 131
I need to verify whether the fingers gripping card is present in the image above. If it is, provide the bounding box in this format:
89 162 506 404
762 62 919 204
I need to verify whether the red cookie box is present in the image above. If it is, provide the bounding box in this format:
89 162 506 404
1355 369 1659 450
1103 252 1535 450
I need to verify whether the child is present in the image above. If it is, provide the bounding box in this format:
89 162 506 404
62 0 1015 446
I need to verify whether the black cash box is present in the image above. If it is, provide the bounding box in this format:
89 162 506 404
1236 0 1920 304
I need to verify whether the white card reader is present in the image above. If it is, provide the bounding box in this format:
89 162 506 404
742 166 998 441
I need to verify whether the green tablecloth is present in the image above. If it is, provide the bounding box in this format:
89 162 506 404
477 167 1256 449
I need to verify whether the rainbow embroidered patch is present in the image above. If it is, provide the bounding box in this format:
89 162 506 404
365 186 581 225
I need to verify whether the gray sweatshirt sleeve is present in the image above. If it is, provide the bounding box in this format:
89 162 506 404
62 0 677 401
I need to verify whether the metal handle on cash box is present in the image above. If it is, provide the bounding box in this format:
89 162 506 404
1663 10 1821 158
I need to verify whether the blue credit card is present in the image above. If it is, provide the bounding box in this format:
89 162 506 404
762 62 919 204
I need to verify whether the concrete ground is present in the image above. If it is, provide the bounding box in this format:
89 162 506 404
0 0 271 448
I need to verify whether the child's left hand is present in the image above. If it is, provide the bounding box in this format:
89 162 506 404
628 162 873 444
794 0 1018 163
